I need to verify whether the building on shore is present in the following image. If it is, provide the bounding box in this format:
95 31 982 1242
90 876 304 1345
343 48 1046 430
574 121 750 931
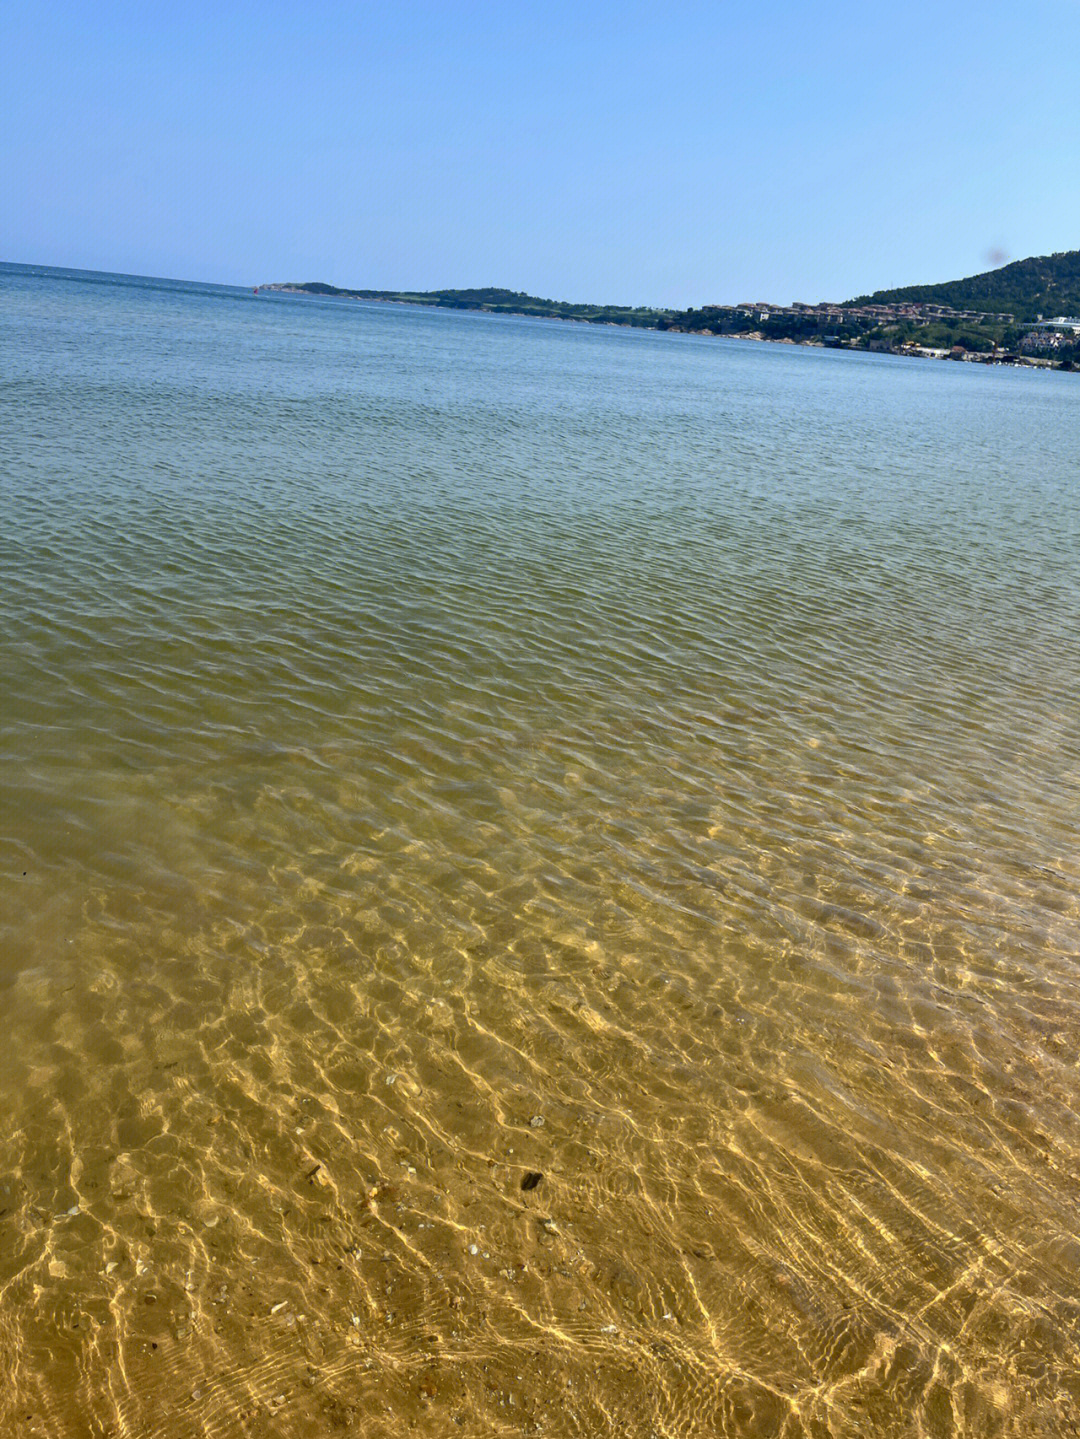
1032 316 1080 334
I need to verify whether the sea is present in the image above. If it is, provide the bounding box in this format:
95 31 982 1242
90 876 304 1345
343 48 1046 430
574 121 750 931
2 260 1080 1438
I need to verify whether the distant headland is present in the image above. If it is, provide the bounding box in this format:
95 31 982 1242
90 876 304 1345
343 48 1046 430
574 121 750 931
262 251 1080 370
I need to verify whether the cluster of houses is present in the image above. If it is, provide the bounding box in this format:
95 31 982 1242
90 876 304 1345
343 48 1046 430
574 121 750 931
1018 317 1080 353
670 294 1080 366
703 300 1017 327
691 298 1080 360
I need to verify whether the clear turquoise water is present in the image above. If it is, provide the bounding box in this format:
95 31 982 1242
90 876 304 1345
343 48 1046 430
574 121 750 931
2 262 1080 1437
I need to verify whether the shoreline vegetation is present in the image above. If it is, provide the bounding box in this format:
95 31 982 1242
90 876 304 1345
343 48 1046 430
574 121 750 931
261 249 1080 371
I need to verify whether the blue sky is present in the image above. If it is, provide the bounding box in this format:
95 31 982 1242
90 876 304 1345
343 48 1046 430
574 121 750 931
5 1 1079 306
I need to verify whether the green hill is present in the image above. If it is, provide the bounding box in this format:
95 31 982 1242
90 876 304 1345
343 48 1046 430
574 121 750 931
264 282 668 328
848 249 1080 321
265 250 1080 363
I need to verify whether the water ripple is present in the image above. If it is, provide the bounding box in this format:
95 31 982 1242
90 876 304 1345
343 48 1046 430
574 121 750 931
2 264 1080 1436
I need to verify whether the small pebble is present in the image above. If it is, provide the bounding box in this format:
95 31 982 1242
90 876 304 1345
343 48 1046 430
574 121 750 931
468 1244 479 1256
529 1115 545 1128
521 1171 543 1192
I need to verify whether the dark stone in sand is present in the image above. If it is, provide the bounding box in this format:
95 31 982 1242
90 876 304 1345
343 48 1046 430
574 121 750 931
521 1171 543 1192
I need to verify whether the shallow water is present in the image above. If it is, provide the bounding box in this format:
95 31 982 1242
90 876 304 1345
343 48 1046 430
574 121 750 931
2 262 1080 1438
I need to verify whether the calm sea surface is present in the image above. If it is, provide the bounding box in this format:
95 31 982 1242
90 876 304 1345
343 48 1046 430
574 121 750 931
2 262 1080 1438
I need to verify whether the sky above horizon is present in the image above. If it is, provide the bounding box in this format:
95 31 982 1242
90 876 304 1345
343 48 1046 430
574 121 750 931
5 1 1080 307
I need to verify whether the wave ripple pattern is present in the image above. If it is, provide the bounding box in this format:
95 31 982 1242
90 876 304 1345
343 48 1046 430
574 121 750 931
2 265 1080 1438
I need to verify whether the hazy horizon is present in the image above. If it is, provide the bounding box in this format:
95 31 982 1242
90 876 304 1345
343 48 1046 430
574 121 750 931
3 245 1073 315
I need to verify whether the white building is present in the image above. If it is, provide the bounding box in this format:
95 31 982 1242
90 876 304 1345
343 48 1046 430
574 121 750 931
1033 317 1080 334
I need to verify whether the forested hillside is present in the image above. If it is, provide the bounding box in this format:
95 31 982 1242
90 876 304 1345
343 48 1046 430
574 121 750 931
263 283 668 328
848 250 1080 320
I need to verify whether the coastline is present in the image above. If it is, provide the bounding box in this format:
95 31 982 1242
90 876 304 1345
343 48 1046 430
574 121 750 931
260 284 1076 370
675 328 1066 369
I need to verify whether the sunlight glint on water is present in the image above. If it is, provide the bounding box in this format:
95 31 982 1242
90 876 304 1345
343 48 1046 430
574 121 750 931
2 263 1080 1438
